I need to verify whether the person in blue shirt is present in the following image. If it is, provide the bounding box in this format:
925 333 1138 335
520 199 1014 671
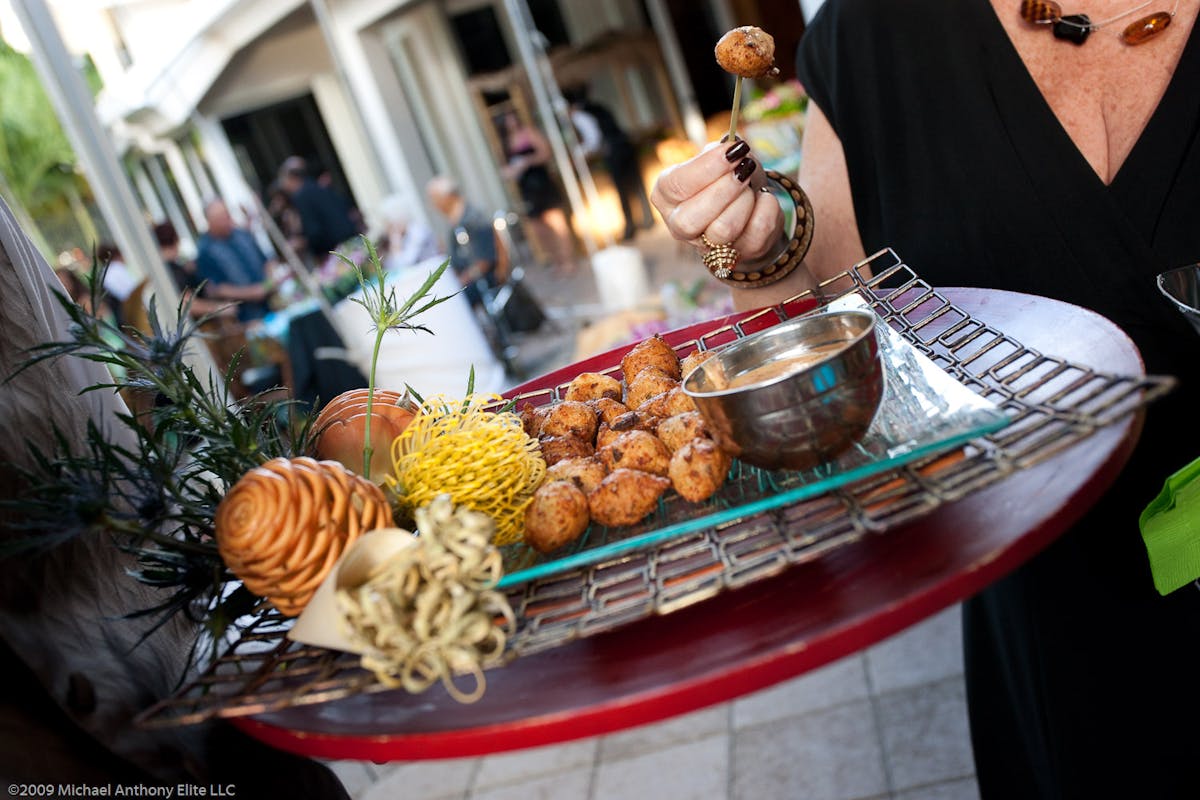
426 175 499 310
195 199 277 323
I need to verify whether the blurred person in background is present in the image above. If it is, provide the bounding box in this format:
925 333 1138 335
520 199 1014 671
95 242 136 324
195 199 277 323
499 110 576 273
376 193 441 271
567 86 654 242
154 220 229 320
426 174 499 310
278 156 361 261
265 179 307 258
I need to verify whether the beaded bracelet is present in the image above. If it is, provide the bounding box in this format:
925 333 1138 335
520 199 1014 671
710 170 814 289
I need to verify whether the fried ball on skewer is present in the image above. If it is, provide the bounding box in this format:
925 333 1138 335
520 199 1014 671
637 385 698 418
524 480 591 554
621 334 681 384
625 366 679 410
563 372 622 403
539 400 599 441
669 438 732 503
587 396 630 427
544 456 608 495
656 411 714 452
714 26 779 79
597 429 672 477
538 434 594 466
587 468 671 528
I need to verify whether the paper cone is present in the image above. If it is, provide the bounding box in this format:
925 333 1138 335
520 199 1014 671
287 527 417 653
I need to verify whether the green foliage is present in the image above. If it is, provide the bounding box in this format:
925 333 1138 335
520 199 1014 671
0 40 96 255
2 256 311 656
338 236 454 479
1 247 461 663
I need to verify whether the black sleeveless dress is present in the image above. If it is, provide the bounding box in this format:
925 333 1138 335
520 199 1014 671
509 144 564 217
798 2 1200 797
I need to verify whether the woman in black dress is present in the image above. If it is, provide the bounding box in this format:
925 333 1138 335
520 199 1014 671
652 2 1200 797
500 110 576 273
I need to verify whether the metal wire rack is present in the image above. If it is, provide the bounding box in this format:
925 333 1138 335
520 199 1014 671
136 249 1175 728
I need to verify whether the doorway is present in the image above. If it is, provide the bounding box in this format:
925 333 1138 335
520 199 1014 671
221 93 356 208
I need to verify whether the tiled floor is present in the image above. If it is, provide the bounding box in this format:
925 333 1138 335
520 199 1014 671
325 606 979 800
323 227 981 799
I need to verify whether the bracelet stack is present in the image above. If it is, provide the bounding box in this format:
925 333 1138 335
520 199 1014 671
701 170 814 289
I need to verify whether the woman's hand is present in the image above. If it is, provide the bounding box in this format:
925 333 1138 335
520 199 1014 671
651 139 783 263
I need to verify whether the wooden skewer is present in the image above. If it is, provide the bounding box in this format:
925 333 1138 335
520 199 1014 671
728 76 743 141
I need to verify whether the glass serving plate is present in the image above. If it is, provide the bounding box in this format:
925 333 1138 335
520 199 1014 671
493 295 1010 588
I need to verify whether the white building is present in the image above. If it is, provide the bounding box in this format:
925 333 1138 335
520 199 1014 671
11 0 810 260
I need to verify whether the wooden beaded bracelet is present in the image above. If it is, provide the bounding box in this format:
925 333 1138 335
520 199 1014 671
710 170 814 290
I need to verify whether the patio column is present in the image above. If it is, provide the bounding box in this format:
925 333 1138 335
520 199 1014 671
191 113 257 227
162 140 206 230
132 162 167 229
181 138 217 206
144 155 195 257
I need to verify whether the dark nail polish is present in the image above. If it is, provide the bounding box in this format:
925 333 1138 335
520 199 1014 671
725 140 750 161
734 157 757 182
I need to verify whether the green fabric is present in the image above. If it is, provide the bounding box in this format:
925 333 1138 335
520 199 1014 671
1140 455 1200 595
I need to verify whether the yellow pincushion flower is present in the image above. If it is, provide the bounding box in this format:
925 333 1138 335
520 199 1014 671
386 395 545 545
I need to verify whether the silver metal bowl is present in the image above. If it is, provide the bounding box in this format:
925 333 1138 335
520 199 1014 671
1157 264 1200 337
682 308 884 471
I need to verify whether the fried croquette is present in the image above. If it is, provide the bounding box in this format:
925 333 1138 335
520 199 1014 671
669 438 732 502
625 366 679 410
587 468 671 527
586 396 630 427
539 400 598 441
544 456 608 495
518 402 550 438
680 349 717 381
538 434 595 466
610 409 662 434
597 429 672 476
621 334 681 384
656 411 713 452
563 372 623 403
637 385 698 418
524 480 590 553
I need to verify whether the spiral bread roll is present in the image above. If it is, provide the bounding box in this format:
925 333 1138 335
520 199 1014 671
714 26 780 79
215 456 394 616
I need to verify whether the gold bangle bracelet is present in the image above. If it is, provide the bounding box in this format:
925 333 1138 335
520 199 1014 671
718 170 814 290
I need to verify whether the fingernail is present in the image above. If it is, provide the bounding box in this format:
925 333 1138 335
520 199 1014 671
725 140 750 162
734 157 757 182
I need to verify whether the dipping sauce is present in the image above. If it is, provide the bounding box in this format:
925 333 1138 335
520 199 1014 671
723 341 845 390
